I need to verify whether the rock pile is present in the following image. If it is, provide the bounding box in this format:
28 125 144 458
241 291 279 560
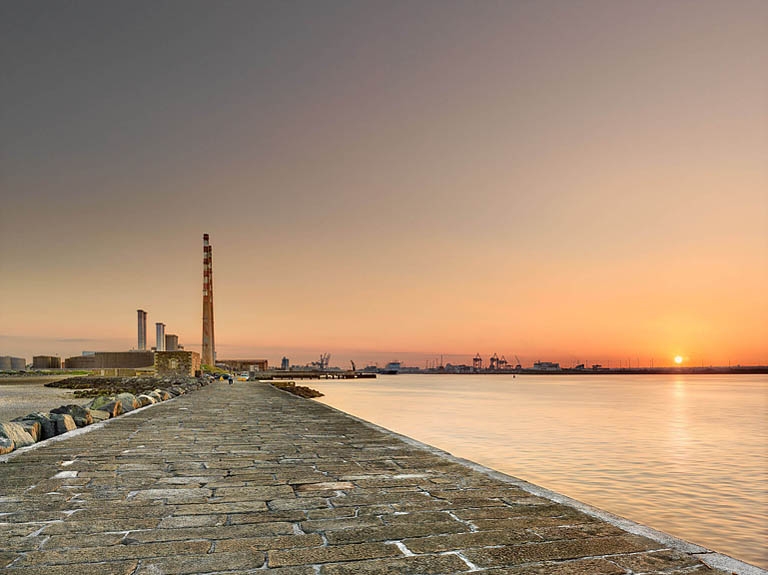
0 376 208 456
271 380 324 398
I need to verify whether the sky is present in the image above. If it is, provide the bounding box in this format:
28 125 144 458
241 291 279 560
1 1 766 369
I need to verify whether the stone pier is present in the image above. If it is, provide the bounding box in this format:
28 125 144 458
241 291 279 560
0 382 751 574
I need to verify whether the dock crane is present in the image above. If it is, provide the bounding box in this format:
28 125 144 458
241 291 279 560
311 353 331 370
514 355 522 371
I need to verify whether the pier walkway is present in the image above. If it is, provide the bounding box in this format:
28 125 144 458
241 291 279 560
0 382 739 574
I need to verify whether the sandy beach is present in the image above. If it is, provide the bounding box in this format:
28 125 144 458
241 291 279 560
0 376 85 422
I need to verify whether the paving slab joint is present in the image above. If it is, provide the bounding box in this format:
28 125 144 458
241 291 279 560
389 540 415 557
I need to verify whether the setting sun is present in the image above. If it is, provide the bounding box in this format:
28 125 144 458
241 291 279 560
674 356 684 365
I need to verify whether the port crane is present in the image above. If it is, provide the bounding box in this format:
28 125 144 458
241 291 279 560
514 355 522 370
311 353 331 370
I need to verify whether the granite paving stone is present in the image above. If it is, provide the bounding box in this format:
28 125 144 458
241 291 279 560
0 381 735 574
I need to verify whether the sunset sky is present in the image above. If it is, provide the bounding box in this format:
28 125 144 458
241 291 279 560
1 1 766 368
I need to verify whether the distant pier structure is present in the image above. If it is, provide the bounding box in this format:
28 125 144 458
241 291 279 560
202 233 216 366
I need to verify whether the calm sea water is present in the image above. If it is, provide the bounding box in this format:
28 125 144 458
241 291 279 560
312 374 767 569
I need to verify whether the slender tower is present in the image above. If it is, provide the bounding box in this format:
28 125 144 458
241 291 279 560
202 234 215 366
155 322 166 351
137 309 147 351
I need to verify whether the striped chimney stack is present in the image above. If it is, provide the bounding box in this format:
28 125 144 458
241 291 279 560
202 234 215 366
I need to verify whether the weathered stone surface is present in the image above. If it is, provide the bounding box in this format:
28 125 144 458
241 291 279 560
136 552 263 574
463 535 662 568
611 548 702 572
268 542 401 567
12 412 56 440
0 422 36 449
87 395 123 417
15 540 211 566
320 554 470 574
48 413 77 435
136 394 156 407
115 392 140 412
50 404 93 427
482 557 627 574
10 418 42 441
0 561 139 575
89 409 110 422
0 435 13 454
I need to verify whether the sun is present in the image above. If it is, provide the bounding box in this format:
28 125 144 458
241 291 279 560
674 355 683 365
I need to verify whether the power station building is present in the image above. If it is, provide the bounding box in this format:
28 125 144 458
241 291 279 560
32 356 61 369
0 356 26 370
64 351 154 370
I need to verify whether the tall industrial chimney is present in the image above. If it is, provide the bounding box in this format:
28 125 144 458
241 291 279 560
202 233 215 366
155 322 166 352
137 309 147 351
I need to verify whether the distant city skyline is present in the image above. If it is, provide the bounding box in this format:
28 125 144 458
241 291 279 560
1 1 766 368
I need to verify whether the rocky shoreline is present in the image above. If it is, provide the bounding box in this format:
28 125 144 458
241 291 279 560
0 375 209 456
270 380 324 398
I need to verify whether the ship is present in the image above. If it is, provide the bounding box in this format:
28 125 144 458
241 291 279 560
380 361 401 375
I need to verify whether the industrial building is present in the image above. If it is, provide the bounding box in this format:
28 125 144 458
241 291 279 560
95 351 154 369
219 359 268 373
32 356 61 369
63 351 154 370
137 309 147 350
0 356 26 370
64 355 97 369
155 351 201 377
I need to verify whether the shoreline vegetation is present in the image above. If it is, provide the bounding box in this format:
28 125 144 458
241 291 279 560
0 375 209 456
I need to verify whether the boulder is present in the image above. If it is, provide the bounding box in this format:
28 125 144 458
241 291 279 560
49 413 77 435
87 396 123 418
50 404 93 427
13 412 56 440
0 422 36 449
89 409 110 423
154 389 172 401
88 395 114 410
115 393 140 413
0 436 13 455
147 391 163 402
12 419 42 442
136 394 156 407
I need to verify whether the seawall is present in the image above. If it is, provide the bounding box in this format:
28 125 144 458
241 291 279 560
0 381 763 574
